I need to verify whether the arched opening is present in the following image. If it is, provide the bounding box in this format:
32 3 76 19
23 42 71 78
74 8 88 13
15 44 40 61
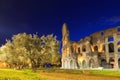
94 46 98 52
109 58 115 68
118 58 120 68
89 59 95 68
108 37 114 42
82 45 86 52
78 47 80 53
64 60 68 68
71 46 74 53
118 27 120 32
108 43 114 53
82 60 87 68
70 60 74 69
117 41 120 52
101 32 104 36
101 59 107 68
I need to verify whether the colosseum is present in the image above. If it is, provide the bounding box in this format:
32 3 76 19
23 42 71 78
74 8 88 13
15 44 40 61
61 23 120 70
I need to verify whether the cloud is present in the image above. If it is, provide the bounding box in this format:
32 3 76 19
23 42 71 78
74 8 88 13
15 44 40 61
105 16 120 25
109 16 120 23
94 16 120 26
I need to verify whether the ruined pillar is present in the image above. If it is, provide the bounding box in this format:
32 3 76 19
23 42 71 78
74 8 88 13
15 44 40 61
94 55 99 68
86 41 91 52
80 45 82 53
113 33 119 70
105 37 109 63
61 59 64 68
113 33 118 54
86 57 89 69
114 54 119 70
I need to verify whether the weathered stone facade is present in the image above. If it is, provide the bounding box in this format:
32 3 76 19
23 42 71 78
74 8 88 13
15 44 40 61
61 23 120 69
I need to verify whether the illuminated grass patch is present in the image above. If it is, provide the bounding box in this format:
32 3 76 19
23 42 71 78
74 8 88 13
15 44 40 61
0 68 120 80
0 69 49 80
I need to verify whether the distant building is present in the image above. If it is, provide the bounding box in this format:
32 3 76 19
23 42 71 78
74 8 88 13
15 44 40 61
61 23 120 69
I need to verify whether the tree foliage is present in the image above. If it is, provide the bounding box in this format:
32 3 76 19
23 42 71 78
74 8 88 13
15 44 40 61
0 33 60 71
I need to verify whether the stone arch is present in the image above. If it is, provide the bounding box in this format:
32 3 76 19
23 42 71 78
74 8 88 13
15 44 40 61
89 59 95 68
82 60 87 68
117 41 120 52
118 58 120 68
108 43 114 53
101 59 107 68
82 45 86 52
109 58 115 68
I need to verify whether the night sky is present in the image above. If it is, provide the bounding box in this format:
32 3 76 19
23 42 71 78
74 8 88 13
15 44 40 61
0 0 120 46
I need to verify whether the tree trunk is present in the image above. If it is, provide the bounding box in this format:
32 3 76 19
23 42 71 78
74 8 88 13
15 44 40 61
31 61 37 72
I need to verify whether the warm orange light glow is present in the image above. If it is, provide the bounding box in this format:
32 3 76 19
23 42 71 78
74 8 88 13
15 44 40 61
98 43 104 52
91 43 105 53
110 62 115 64
117 45 120 48
77 55 85 62
91 45 94 52
63 40 67 45
72 43 78 53
66 47 69 54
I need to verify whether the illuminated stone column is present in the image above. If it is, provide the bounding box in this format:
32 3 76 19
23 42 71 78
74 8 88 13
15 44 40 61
85 41 90 53
74 61 78 69
113 33 118 54
113 33 119 70
80 44 82 53
114 54 119 70
86 57 89 69
94 55 99 68
105 37 109 63
61 59 64 68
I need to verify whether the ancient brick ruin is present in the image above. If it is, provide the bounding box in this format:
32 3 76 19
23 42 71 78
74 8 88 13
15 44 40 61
61 23 120 69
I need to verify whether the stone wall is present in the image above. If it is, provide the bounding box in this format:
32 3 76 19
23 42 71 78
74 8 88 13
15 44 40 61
61 23 120 69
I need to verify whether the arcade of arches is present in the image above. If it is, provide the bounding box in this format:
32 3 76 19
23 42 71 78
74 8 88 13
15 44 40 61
62 23 120 69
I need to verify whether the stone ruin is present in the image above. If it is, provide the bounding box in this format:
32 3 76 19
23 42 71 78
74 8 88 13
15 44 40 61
61 23 120 69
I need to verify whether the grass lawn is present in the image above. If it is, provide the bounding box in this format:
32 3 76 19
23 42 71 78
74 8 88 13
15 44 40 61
90 70 120 76
0 69 49 80
0 68 120 80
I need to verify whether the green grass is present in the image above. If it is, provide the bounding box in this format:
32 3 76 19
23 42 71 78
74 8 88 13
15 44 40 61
90 70 120 76
0 69 49 80
0 68 120 80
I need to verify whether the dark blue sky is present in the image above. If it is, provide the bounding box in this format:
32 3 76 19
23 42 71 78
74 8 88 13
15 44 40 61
0 0 120 45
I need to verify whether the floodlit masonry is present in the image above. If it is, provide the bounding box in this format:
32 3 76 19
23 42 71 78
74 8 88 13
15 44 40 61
61 23 120 69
